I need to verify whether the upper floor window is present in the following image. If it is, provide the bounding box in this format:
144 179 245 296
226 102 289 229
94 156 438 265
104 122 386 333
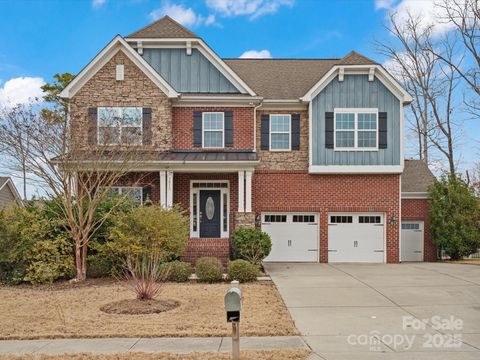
270 114 291 151
334 109 378 151
98 107 142 145
202 112 224 148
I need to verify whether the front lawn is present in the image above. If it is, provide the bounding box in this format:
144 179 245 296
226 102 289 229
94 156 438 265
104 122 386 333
0 280 297 339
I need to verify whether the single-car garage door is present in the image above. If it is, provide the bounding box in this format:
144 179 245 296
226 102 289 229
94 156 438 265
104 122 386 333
401 221 424 261
262 213 319 262
328 213 385 263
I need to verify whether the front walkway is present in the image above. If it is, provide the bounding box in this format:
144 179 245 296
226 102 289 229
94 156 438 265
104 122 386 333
0 336 307 355
265 262 480 360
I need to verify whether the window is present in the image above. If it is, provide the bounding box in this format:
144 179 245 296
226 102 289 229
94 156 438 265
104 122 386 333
334 109 378 150
359 216 382 224
293 215 316 223
264 215 287 223
330 216 353 224
98 107 142 145
203 112 224 148
402 223 420 230
270 114 291 150
109 187 143 204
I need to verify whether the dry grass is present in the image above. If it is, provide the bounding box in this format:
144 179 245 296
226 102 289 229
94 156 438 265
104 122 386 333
0 280 297 340
0 349 310 360
441 259 480 265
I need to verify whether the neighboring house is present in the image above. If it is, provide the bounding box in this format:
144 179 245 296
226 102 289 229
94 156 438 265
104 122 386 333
0 177 22 209
59 16 436 264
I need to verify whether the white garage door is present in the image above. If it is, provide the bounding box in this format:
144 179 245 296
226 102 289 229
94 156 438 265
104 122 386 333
328 213 385 263
401 221 424 262
262 213 319 262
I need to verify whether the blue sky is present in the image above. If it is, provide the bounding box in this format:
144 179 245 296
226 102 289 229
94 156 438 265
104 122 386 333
0 0 478 196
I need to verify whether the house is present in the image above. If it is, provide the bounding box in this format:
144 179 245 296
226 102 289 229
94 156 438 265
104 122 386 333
0 177 22 209
59 16 436 264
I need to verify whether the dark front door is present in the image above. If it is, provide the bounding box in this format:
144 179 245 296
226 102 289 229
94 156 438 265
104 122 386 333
200 190 221 238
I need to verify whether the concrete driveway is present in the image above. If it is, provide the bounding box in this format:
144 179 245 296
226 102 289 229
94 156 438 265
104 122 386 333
264 262 480 360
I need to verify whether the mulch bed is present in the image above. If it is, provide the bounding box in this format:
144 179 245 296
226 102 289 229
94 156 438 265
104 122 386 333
100 299 179 315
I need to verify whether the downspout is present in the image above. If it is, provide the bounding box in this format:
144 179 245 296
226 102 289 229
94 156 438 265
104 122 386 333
253 101 263 152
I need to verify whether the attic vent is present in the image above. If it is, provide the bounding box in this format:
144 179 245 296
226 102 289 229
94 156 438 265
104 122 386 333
116 64 124 81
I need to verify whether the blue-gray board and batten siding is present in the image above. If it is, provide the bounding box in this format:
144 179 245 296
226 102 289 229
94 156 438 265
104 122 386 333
312 74 401 166
142 48 239 93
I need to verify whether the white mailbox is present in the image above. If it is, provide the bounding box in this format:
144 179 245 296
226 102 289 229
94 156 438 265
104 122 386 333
224 286 242 322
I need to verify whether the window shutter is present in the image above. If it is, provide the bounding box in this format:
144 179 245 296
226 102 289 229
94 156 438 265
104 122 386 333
260 114 270 150
379 112 387 149
291 114 300 150
142 108 152 145
325 112 334 149
224 111 233 147
88 107 98 145
142 186 152 205
193 111 202 147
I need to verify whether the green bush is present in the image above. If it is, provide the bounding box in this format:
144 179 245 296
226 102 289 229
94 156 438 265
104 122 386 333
232 228 272 265
107 205 189 262
160 260 192 282
195 257 224 283
87 255 113 278
429 174 480 260
227 259 258 283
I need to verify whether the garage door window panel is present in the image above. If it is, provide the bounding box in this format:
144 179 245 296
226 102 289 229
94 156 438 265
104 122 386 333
330 215 353 224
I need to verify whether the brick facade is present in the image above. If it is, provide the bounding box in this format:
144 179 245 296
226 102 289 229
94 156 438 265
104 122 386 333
70 50 173 150
172 107 255 150
402 199 436 261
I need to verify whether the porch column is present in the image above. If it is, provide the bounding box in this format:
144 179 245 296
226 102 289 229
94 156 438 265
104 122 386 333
238 171 245 212
159 171 167 208
245 170 252 212
166 170 174 209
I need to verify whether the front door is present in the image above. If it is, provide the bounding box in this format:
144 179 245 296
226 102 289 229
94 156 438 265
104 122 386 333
200 190 221 238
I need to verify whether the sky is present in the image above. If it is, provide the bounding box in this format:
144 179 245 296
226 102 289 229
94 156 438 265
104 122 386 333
0 0 478 198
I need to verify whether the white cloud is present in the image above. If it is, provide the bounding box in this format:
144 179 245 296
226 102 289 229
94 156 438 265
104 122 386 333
239 49 272 58
92 0 106 8
0 77 45 107
149 3 216 27
206 0 294 19
376 0 459 37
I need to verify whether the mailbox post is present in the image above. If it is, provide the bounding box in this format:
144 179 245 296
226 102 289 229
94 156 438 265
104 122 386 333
225 280 242 360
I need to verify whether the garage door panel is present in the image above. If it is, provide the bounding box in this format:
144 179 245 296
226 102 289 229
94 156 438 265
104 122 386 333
401 221 424 262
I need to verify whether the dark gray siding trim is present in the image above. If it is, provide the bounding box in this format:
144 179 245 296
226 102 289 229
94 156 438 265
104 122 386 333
143 48 239 93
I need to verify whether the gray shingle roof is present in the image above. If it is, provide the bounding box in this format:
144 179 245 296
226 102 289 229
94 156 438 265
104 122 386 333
402 160 435 193
127 16 200 39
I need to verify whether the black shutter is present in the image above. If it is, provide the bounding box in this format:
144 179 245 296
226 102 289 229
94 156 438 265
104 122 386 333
291 114 300 150
224 111 233 147
325 112 334 149
142 186 152 205
260 114 270 150
142 108 152 145
88 107 98 145
193 111 202 147
379 112 388 149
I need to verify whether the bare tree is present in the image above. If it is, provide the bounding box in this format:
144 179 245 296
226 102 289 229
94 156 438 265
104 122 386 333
377 12 461 175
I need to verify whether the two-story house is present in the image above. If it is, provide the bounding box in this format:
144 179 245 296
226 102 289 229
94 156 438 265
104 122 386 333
60 16 436 264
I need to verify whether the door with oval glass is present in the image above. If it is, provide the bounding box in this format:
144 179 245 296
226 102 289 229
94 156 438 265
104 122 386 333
200 190 221 238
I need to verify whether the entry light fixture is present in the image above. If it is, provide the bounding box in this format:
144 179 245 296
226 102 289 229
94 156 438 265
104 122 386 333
390 214 397 226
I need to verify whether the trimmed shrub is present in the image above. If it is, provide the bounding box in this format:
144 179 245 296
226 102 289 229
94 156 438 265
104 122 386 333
195 257 223 283
87 255 113 278
232 228 272 265
227 259 258 283
167 260 192 282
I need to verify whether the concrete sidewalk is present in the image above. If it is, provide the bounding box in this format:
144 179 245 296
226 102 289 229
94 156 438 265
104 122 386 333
0 336 308 355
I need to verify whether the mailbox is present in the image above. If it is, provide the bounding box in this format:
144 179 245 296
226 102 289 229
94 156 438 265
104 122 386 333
224 286 242 322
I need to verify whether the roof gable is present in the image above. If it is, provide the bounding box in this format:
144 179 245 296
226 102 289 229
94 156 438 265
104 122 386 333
336 51 377 66
0 177 22 205
127 16 200 39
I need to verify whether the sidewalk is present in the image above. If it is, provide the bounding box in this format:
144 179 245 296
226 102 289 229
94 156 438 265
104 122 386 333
0 336 308 355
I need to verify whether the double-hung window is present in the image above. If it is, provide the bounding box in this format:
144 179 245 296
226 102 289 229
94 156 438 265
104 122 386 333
202 112 224 148
334 109 378 150
108 186 143 204
98 107 142 145
270 114 291 151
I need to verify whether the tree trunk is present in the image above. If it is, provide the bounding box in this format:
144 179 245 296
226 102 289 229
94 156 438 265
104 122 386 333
81 241 88 280
75 243 85 281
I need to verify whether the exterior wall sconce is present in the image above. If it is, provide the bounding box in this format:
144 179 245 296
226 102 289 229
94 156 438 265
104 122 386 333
390 214 397 227
255 213 261 227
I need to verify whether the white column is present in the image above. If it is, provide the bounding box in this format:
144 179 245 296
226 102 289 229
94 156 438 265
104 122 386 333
245 170 252 213
159 171 167 208
238 171 245 212
166 171 174 209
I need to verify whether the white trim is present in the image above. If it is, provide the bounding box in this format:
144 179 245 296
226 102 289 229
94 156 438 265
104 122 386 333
190 180 230 238
301 65 413 104
308 102 313 169
238 171 245 212
159 171 167 208
401 192 429 199
0 178 22 205
116 64 124 81
59 35 178 99
309 165 403 174
202 112 225 149
333 108 379 151
269 114 292 151
245 170 252 213
166 170 174 208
